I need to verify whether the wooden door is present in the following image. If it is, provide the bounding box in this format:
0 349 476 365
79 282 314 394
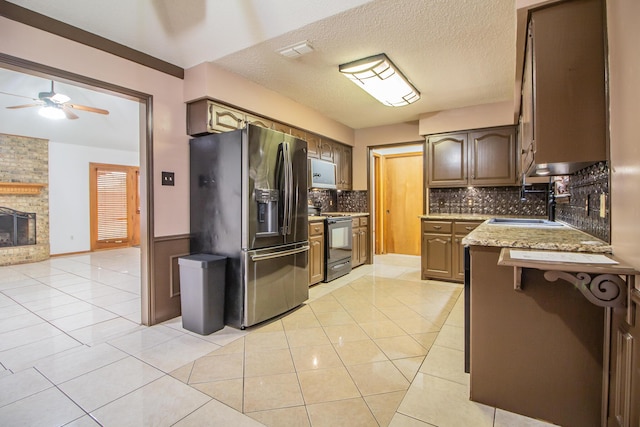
90 163 140 251
373 154 384 254
383 153 423 255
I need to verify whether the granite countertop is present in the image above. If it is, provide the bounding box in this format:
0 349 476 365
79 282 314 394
420 213 547 221
462 220 612 253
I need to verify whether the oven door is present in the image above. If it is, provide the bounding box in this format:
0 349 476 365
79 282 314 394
326 218 352 263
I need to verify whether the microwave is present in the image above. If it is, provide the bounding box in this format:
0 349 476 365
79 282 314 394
308 158 337 189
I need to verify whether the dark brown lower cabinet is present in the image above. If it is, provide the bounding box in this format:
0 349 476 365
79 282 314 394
421 219 480 282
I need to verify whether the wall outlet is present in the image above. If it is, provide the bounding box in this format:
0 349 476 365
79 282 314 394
162 171 175 186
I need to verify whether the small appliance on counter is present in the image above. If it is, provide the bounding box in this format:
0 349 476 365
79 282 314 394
308 204 321 216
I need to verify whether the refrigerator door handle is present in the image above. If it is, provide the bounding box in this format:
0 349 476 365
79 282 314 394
285 142 294 235
250 245 310 262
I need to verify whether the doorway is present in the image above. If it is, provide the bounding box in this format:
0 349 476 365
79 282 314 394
371 144 424 256
0 55 153 325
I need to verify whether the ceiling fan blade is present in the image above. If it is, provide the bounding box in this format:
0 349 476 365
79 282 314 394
0 90 39 101
61 105 79 120
67 103 110 115
6 103 43 109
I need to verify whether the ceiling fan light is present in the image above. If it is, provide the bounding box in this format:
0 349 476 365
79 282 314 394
51 93 70 103
39 106 66 120
339 53 420 107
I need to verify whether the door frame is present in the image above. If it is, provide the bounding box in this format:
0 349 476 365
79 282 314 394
368 141 426 255
0 53 155 326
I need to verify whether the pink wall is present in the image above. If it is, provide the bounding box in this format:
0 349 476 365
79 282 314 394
1 17 189 238
184 62 354 145
352 122 422 190
418 101 514 135
607 0 640 270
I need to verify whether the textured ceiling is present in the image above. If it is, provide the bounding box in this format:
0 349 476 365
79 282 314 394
2 0 516 137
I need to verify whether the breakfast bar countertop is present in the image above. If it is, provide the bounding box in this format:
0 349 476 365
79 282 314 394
462 220 612 253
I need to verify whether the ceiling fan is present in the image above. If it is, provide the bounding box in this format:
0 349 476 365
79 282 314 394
2 81 109 120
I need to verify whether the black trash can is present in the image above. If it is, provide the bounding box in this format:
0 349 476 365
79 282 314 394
178 254 226 335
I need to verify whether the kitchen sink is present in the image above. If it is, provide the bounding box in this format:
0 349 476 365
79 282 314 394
487 218 566 227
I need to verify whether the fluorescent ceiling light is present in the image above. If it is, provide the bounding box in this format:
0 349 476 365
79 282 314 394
339 53 420 107
39 106 65 120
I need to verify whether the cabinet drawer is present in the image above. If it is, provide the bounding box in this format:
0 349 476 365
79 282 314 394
352 218 360 228
358 217 368 227
309 222 324 236
422 221 452 233
454 222 480 235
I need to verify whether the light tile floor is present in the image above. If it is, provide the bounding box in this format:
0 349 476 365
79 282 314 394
0 249 556 426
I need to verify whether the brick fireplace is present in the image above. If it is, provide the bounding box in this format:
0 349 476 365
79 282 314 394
0 134 50 266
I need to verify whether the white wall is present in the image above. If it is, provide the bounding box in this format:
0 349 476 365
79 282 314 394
49 142 138 254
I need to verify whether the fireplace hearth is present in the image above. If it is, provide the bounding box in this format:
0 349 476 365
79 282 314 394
0 207 36 247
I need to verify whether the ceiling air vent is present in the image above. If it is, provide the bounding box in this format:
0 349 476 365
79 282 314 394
277 41 314 58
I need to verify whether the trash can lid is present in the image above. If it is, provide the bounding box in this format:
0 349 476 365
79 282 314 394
178 254 227 268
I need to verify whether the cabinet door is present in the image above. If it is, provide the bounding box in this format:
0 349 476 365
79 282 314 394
520 28 535 177
531 0 606 166
608 291 640 426
290 128 306 141
468 127 516 186
244 113 273 130
308 234 324 285
341 145 352 190
351 226 360 266
209 103 244 133
333 144 352 190
453 221 480 280
421 232 452 280
307 135 320 159
358 226 368 265
320 141 334 162
427 133 467 187
272 122 290 134
452 235 466 281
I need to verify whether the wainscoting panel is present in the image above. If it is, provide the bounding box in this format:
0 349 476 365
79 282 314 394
151 234 190 325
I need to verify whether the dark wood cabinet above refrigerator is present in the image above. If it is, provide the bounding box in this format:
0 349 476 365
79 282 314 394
186 98 353 190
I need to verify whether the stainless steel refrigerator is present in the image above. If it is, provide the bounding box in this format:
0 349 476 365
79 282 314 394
189 124 309 329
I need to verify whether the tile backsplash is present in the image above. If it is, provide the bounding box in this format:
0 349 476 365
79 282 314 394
308 190 368 213
555 161 609 242
429 186 549 217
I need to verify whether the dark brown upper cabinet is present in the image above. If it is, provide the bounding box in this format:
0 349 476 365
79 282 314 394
427 126 516 187
522 0 606 176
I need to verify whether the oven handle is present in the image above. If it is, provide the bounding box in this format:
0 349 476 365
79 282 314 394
250 245 309 262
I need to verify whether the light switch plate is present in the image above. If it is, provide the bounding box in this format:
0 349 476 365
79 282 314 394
162 171 175 186
599 194 606 218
